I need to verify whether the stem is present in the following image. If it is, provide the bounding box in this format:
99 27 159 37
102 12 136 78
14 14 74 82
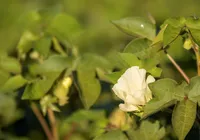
188 31 200 76
48 108 58 140
64 123 77 140
31 103 53 140
165 52 190 83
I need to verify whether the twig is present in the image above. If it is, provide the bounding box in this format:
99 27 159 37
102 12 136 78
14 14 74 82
165 52 190 83
48 108 58 140
31 103 53 140
188 30 200 76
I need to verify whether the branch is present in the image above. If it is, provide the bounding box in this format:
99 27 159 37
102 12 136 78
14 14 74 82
48 108 58 140
165 52 190 83
31 103 53 140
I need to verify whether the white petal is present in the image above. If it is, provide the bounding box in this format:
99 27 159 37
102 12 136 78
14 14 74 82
119 103 139 112
125 90 146 105
146 75 155 84
112 85 126 100
145 75 155 102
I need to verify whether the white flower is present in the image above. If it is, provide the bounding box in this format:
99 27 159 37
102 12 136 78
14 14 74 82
112 66 155 112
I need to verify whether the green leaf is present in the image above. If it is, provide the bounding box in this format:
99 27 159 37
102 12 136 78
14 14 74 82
0 75 27 92
161 17 186 28
123 38 151 58
112 17 155 40
188 29 200 47
105 70 126 84
94 130 128 140
142 78 177 118
29 55 72 75
172 99 196 140
17 30 38 56
188 76 200 103
77 54 112 109
0 56 21 74
34 37 51 58
174 81 188 101
47 13 81 44
163 24 181 47
151 25 167 45
77 67 101 109
127 120 165 140
0 69 10 87
119 53 142 68
65 110 106 123
22 72 60 100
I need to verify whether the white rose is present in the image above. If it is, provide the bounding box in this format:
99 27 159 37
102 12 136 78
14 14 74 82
112 66 155 112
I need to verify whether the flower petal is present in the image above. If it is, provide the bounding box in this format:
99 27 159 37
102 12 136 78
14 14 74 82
146 75 155 84
119 103 139 112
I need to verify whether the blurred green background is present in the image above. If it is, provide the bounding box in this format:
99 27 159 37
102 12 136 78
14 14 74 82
0 0 200 139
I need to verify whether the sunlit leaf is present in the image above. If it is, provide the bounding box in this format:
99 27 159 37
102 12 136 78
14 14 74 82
112 17 155 40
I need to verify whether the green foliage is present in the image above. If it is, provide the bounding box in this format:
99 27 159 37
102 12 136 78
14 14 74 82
127 120 166 140
111 17 156 40
94 130 128 140
172 100 196 140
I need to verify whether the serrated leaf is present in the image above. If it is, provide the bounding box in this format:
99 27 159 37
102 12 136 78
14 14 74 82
29 55 72 75
163 24 181 47
123 38 150 58
0 75 27 92
94 130 128 140
172 99 196 140
22 72 60 100
112 17 155 40
188 76 200 103
142 78 177 118
127 120 165 140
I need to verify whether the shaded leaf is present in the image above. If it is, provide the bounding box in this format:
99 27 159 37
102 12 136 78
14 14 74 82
94 130 128 140
0 56 21 74
127 120 165 140
172 99 196 140
0 69 10 87
34 37 51 58
123 38 151 59
47 13 81 44
29 55 72 75
112 17 155 40
188 76 200 103
142 78 177 118
163 24 181 47
22 72 60 100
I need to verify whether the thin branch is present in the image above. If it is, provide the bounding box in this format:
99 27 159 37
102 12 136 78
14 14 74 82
188 30 200 76
31 103 53 140
165 52 190 83
48 108 58 140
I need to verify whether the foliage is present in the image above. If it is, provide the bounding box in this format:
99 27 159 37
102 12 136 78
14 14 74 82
1 0 200 140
